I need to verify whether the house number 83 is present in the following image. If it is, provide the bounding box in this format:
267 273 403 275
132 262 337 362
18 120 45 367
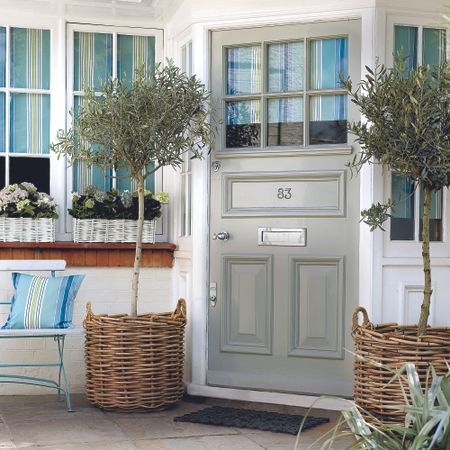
277 188 292 199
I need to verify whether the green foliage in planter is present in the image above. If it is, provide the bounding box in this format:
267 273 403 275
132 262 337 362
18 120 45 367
295 363 450 450
51 61 216 316
0 182 58 219
69 186 164 221
342 60 450 335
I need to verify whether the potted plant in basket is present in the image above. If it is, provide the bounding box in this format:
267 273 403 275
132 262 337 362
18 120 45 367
70 186 168 243
0 182 58 242
51 62 215 411
342 59 450 422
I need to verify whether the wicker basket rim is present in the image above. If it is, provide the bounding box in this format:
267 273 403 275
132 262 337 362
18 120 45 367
84 298 187 326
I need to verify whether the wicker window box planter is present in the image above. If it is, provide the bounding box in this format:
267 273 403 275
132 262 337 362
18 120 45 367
0 217 56 242
73 218 156 243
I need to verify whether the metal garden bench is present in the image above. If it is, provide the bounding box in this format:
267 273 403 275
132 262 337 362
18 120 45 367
0 260 83 412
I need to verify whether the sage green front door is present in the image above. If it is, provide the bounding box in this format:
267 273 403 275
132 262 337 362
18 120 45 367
208 20 361 397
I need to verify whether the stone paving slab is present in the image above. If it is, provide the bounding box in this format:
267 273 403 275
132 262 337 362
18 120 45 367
0 395 353 450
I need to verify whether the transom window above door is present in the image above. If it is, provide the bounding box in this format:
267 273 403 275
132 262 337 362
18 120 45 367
224 36 348 150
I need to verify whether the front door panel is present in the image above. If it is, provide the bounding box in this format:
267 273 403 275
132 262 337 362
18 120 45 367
209 20 361 397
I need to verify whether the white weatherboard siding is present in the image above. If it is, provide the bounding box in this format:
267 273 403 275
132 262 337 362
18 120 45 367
0 268 172 394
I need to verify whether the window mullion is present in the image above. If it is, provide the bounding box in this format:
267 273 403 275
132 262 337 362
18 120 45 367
417 26 424 65
5 25 10 185
261 41 266 149
304 38 309 147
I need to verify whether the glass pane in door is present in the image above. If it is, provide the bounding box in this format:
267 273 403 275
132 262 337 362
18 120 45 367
310 37 348 90
226 46 261 95
226 100 261 148
267 97 303 146
309 95 347 145
267 41 304 92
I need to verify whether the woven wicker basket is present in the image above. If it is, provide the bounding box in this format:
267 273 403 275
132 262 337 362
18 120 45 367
352 307 450 423
84 299 187 411
0 217 55 242
73 219 156 243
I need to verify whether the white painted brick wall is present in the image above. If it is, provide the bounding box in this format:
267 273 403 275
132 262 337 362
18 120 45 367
0 267 173 395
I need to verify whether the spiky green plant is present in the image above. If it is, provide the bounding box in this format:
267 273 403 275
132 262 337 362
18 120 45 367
295 363 450 450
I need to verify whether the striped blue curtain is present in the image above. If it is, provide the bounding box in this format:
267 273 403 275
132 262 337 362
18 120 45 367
310 95 347 121
394 26 418 74
423 28 446 68
310 38 348 90
74 32 112 92
117 34 155 84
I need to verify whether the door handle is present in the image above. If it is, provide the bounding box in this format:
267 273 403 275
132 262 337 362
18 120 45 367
212 231 230 241
209 282 217 307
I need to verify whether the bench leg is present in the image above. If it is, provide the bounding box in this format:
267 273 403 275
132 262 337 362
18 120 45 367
56 336 73 412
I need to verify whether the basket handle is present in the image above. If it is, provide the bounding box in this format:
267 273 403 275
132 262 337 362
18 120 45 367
172 298 186 321
352 306 371 329
85 301 93 320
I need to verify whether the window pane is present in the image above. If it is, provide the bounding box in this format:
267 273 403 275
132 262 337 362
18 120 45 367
116 163 155 192
0 156 4 188
394 26 418 73
117 34 155 84
0 27 5 87
310 38 348 90
226 46 261 95
267 97 303 146
390 175 415 240
9 156 50 193
419 188 443 241
73 160 112 193
268 41 304 92
10 28 50 89
0 92 4 152
423 28 446 67
226 100 261 148
10 93 50 154
74 32 112 92
309 95 347 145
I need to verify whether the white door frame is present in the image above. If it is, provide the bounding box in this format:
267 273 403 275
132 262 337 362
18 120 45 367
186 7 377 410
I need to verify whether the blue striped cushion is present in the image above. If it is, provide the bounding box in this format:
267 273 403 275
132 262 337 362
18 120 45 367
2 273 85 329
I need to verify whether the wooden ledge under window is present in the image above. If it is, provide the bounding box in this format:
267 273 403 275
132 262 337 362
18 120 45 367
0 242 176 268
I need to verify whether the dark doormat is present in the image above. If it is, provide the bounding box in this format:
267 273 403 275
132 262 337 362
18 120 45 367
174 406 329 435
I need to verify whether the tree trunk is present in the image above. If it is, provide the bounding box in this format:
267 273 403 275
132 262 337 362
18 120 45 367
418 186 432 336
130 172 145 317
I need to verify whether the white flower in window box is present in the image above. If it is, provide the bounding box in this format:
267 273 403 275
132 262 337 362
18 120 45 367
69 186 168 244
0 183 57 242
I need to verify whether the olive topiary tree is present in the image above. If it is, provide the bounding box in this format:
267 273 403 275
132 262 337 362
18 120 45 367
52 62 215 316
342 60 449 336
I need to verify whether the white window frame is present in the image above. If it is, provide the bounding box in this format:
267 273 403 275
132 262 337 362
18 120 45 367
179 40 193 239
0 25 52 185
0 15 66 239
383 14 449 258
65 23 166 240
